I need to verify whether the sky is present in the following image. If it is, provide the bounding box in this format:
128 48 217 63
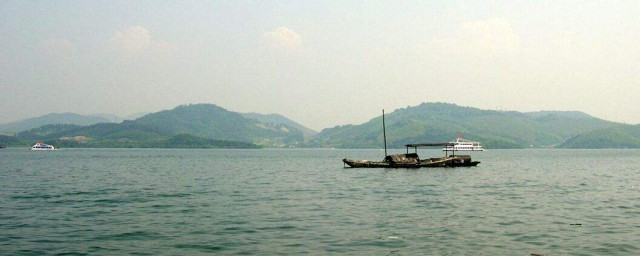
2 1 639 131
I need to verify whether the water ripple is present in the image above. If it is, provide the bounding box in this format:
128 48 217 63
1 148 639 255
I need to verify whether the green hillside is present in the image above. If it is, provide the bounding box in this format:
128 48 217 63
8 104 302 148
524 111 618 144
132 104 304 146
310 103 618 149
46 133 260 149
559 124 640 148
0 134 24 146
15 122 169 148
4 102 632 149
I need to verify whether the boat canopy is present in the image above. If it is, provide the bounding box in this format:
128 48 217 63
404 142 456 156
405 143 453 148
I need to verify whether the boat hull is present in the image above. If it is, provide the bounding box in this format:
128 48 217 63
343 156 479 168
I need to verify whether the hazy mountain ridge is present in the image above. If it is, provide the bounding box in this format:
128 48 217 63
310 103 619 149
6 104 306 148
525 111 595 119
131 104 304 146
2 102 636 149
242 113 318 139
0 113 115 133
0 112 152 134
559 124 640 148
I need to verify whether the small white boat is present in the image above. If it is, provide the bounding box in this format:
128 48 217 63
31 142 58 151
442 137 484 151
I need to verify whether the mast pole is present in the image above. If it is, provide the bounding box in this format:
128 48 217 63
383 109 387 157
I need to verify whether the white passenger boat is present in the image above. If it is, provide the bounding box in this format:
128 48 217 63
31 142 58 151
442 137 484 151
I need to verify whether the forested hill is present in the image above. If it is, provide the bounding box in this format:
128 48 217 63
559 124 640 148
7 104 305 148
130 104 304 146
309 103 618 149
3 102 635 149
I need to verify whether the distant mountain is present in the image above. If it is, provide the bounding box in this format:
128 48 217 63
9 104 303 148
523 111 618 145
525 111 594 119
89 114 121 123
5 102 630 149
123 112 149 121
0 113 114 133
310 102 618 149
131 104 304 146
102 112 149 123
559 124 640 148
242 113 318 139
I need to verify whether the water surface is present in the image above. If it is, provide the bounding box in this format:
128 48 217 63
1 148 639 255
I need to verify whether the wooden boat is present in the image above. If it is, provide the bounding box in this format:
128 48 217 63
342 110 480 168
343 145 480 168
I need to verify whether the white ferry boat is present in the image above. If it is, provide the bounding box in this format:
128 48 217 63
442 137 484 151
31 142 58 151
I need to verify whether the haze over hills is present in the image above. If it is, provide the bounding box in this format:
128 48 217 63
2 102 640 149
0 113 114 133
559 124 640 148
310 103 619 149
130 104 305 146
242 113 318 139
0 112 151 134
5 1 640 148
4 104 309 148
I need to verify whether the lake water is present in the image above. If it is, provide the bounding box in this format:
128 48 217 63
1 148 639 255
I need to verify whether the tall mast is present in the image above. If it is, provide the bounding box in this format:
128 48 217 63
382 109 387 157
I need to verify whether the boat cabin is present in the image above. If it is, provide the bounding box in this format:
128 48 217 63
384 153 420 166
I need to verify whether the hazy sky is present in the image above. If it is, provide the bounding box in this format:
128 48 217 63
2 1 639 130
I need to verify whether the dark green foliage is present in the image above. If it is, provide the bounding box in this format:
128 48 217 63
149 134 261 148
46 134 261 149
0 134 25 146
